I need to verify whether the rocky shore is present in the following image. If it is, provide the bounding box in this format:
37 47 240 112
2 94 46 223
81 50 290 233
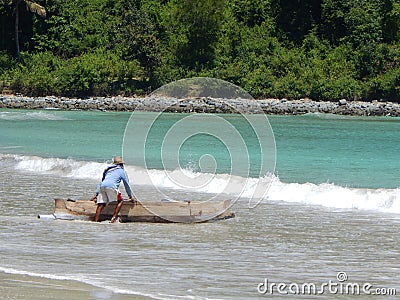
1 94 399 116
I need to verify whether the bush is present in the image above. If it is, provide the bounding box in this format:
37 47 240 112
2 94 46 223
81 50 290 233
5 52 60 95
0 51 15 91
366 68 400 101
310 78 364 101
3 50 145 96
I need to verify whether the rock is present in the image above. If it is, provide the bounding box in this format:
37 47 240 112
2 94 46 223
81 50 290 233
0 94 399 116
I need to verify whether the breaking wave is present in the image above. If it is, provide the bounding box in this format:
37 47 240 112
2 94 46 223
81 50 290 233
2 154 400 214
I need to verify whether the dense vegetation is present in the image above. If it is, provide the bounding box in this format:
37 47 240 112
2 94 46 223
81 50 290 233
0 0 399 101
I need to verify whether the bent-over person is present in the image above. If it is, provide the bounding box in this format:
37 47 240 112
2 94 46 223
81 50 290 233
91 156 135 222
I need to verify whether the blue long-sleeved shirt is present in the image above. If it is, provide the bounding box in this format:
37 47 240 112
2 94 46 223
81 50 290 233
95 164 133 198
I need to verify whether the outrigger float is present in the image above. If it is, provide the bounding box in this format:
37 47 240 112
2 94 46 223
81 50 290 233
38 198 235 223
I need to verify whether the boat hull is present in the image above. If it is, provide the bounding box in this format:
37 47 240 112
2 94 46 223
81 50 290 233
49 199 235 223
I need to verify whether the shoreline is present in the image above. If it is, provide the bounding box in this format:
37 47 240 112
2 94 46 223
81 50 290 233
0 271 151 300
1 94 400 116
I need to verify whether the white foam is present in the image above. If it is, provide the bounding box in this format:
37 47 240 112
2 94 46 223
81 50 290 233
0 111 70 121
266 181 400 213
0 266 79 281
13 155 105 180
7 154 400 214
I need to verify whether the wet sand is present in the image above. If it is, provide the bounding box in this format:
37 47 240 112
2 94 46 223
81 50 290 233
0 272 153 300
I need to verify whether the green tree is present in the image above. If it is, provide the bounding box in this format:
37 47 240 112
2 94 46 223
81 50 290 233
8 0 46 57
275 0 322 44
343 0 382 47
321 0 383 78
381 0 400 43
113 0 162 83
35 0 117 58
320 0 347 44
170 0 225 70
230 0 273 27
321 0 382 47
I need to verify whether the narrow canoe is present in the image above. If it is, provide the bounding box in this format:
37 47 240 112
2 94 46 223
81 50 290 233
41 198 235 223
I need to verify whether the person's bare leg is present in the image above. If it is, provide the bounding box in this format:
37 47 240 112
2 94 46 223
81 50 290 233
111 200 123 223
94 203 105 222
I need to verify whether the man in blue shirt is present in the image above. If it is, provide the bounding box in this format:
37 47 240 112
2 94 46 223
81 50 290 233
91 156 135 222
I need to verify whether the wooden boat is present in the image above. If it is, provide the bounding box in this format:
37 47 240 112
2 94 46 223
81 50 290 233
39 198 235 223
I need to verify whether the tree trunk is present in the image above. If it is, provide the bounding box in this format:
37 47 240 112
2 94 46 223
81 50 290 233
15 2 20 58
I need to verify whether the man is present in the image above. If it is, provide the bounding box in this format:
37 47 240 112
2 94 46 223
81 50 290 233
91 156 135 222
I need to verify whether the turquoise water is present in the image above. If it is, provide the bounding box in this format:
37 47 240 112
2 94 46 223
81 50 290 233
274 113 400 189
0 109 398 189
0 110 128 161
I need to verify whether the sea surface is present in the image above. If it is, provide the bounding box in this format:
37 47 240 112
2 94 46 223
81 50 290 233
0 108 399 299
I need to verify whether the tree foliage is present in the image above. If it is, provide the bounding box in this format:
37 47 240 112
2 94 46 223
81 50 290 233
169 0 225 69
0 0 399 101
